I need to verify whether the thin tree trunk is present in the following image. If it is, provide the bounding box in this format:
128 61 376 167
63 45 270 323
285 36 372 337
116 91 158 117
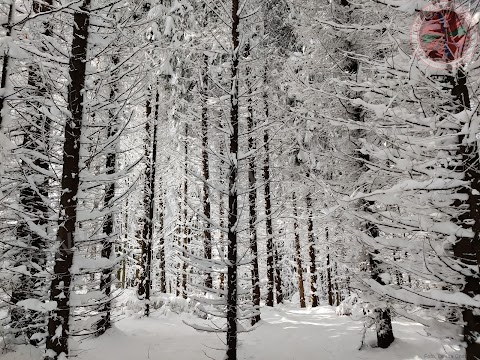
158 181 166 293
0 1 14 128
119 194 128 288
138 95 151 301
326 245 333 306
201 54 213 290
219 190 225 293
334 262 340 306
293 193 306 308
138 87 158 316
306 194 318 307
226 0 239 357
263 65 275 308
145 89 159 314
245 41 261 325
274 241 283 304
176 190 182 297
97 54 119 334
218 119 226 294
45 1 90 357
182 122 188 299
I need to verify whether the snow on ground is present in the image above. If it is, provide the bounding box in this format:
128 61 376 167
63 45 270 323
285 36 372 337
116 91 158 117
1 304 462 360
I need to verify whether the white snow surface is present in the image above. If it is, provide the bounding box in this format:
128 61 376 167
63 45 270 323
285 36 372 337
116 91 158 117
1 303 462 360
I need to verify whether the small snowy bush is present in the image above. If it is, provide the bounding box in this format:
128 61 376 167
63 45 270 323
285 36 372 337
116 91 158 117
336 294 367 317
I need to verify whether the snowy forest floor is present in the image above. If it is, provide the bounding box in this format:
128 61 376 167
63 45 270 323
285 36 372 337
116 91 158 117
2 303 462 360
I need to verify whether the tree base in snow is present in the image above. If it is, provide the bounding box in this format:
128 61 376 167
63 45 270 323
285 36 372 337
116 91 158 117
376 308 394 349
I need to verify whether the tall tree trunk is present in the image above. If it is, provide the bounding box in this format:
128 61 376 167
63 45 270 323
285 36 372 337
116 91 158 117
45 1 90 358
334 262 340 306
118 193 129 288
218 116 226 294
138 87 158 316
245 41 261 325
263 65 275 308
97 54 119 334
450 69 480 360
145 89 159 314
182 122 188 299
363 190 395 347
274 238 283 304
158 181 166 293
0 1 14 128
331 0 394 347
226 0 239 357
201 54 213 290
358 141 394 347
358 126 394 348
306 193 318 307
138 94 151 299
176 190 182 297
292 193 306 308
11 0 53 343
219 189 225 293
326 245 333 307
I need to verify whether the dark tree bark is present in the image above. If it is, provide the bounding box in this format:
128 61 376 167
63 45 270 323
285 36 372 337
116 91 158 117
334 262 340 306
449 69 480 360
217 117 227 294
326 244 334 307
368 249 394 348
226 0 240 357
201 54 213 290
306 194 318 307
245 42 261 325
274 235 283 304
118 195 129 288
364 202 395 348
0 1 14 128
176 190 182 297
158 182 166 293
181 122 189 299
137 88 158 316
334 0 394 345
11 0 53 343
138 95 151 299
45 1 90 358
97 54 119 333
263 66 275 308
219 169 226 293
292 193 306 308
